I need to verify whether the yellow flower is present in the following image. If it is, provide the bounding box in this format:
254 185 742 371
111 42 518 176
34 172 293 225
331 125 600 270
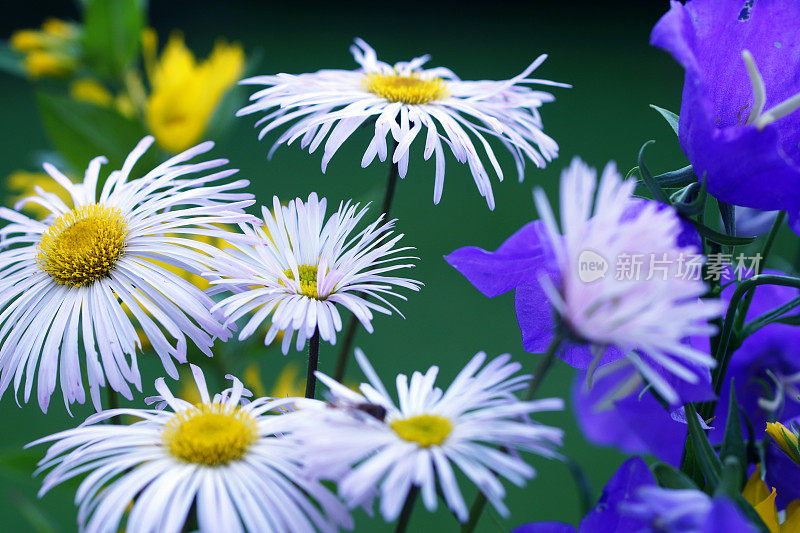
268 362 305 398
10 18 79 78
70 79 114 107
24 51 75 78
243 363 268 398
766 421 800 464
144 31 244 153
743 468 800 533
7 170 72 219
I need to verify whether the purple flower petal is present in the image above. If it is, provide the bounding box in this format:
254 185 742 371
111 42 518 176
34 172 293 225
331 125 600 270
651 0 800 222
444 221 549 298
572 367 687 466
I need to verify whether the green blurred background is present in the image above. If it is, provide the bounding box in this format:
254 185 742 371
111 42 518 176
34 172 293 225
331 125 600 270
0 1 709 531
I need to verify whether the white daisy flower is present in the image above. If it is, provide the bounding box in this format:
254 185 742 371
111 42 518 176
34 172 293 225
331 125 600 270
208 193 422 354
0 136 255 412
533 158 724 403
29 365 353 533
238 38 569 210
286 349 564 522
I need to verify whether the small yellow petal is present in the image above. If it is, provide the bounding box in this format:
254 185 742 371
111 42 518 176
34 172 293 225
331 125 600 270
743 467 771 507
24 50 74 78
10 30 44 52
781 500 800 533
752 489 779 533
70 79 114 107
243 363 267 398
145 32 244 152
41 18 75 39
270 363 304 398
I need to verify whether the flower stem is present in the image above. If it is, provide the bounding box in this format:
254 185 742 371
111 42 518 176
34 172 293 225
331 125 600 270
394 485 419 533
732 210 785 332
333 141 400 381
105 386 120 425
305 328 321 399
461 335 563 532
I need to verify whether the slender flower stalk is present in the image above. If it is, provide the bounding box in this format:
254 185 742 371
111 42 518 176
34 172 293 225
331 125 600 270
335 142 401 381
462 335 563 533
305 328 321 399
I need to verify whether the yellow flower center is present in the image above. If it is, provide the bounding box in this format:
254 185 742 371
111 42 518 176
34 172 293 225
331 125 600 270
37 204 128 287
163 403 257 466
284 264 319 298
390 414 453 447
364 73 449 104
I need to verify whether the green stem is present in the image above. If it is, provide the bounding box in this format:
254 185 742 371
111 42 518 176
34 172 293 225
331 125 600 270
698 273 800 420
305 328 320 399
394 485 419 533
732 210 785 332
333 141 400 382
105 386 120 425
461 335 563 532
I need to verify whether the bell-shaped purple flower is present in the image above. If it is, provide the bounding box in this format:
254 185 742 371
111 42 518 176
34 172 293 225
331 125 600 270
651 0 800 231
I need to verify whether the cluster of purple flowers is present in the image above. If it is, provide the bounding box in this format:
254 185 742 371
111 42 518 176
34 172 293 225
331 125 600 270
446 0 800 530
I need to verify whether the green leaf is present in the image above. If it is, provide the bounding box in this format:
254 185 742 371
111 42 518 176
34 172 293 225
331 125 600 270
650 104 680 136
719 382 747 487
82 0 146 79
670 181 706 217
712 457 772 533
35 90 154 173
685 404 722 490
687 219 758 246
741 296 800 338
713 456 743 498
637 140 671 204
652 165 696 188
651 462 699 490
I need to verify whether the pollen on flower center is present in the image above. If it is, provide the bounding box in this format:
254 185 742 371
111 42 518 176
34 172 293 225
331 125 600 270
163 403 257 466
390 414 453 447
284 264 319 298
364 73 449 105
37 204 128 287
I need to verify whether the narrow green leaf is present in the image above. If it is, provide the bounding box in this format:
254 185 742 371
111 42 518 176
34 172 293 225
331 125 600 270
685 404 722 490
35 91 153 173
687 219 757 246
719 382 747 487
652 165 696 188
742 296 800 338
82 0 146 79
651 462 699 490
637 140 671 204
670 181 706 217
650 104 680 136
714 456 743 498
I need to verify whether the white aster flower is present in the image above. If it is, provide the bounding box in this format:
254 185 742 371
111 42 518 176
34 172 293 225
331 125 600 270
286 349 564 522
29 365 353 533
0 136 254 412
533 157 724 403
238 38 569 209
208 193 422 354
